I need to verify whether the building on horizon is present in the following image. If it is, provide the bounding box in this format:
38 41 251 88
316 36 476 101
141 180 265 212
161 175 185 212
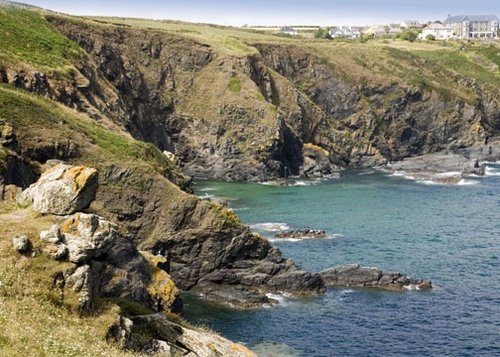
328 26 361 39
280 26 298 36
444 15 499 39
418 22 454 40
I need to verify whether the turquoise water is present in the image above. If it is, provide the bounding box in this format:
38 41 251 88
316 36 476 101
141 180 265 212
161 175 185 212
186 166 500 356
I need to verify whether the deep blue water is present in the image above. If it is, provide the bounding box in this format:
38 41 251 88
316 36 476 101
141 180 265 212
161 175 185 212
185 165 500 356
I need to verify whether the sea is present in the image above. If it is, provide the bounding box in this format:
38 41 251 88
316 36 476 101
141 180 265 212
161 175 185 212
185 164 500 357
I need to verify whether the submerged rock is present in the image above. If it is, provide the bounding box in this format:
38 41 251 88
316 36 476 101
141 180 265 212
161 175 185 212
320 264 432 291
275 229 326 239
19 164 98 215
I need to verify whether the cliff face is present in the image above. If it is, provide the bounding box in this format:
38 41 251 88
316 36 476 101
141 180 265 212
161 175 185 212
15 17 493 181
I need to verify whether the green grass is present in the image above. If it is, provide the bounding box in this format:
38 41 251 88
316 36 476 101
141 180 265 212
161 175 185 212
0 84 178 174
411 48 500 88
0 209 145 357
227 77 242 92
0 6 83 70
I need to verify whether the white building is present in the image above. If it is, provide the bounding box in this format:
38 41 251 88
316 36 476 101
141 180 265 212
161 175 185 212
444 15 499 39
328 26 361 39
418 23 454 40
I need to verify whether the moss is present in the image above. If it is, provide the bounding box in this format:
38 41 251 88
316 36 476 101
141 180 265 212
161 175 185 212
228 77 242 92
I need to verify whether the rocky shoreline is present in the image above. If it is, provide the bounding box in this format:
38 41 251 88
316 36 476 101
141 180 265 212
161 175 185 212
381 141 500 185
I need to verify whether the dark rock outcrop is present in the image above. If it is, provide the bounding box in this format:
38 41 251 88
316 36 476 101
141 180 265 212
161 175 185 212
320 264 432 291
275 229 327 239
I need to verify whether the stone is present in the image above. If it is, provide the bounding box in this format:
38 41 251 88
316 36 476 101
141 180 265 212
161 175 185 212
40 224 62 244
64 264 94 311
61 213 118 263
274 229 327 239
143 339 172 355
52 244 69 260
12 234 31 253
18 164 98 215
131 313 257 357
141 251 180 312
1 184 22 202
320 264 432 291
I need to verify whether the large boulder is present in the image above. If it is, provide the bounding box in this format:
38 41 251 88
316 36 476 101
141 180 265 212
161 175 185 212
19 164 97 215
320 264 432 291
60 213 118 264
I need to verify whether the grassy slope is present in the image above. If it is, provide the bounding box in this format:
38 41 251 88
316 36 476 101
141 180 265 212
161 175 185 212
89 15 500 91
0 5 82 71
0 207 144 357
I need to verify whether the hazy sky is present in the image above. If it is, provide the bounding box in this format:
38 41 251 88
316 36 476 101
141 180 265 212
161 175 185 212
22 0 500 26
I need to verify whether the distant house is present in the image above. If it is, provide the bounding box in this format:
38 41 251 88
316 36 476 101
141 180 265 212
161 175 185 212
280 26 298 36
363 25 401 37
444 15 499 39
418 23 454 40
328 26 361 39
401 20 422 29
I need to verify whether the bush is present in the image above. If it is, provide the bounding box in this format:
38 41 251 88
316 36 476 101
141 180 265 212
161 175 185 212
398 30 418 42
426 34 436 41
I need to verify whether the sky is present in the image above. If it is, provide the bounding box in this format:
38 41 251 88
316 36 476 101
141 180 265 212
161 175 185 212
20 0 500 26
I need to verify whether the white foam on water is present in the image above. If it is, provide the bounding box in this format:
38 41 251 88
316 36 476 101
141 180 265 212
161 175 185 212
391 171 407 177
435 171 461 178
341 289 354 294
457 179 479 186
197 193 215 199
198 187 218 192
485 166 500 176
268 238 302 243
265 293 289 306
358 170 375 176
249 222 291 232
418 180 439 185
403 284 420 291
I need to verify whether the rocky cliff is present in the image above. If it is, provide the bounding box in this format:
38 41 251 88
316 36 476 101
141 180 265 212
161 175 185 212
2 13 497 182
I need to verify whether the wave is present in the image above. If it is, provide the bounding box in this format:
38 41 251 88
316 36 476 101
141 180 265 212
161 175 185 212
268 233 343 243
485 166 500 177
197 193 215 199
435 171 461 178
198 187 218 192
358 170 375 176
249 222 290 232
264 292 292 307
457 179 479 186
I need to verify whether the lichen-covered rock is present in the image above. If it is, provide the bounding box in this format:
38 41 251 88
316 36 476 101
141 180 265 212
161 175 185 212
60 213 117 263
12 234 31 253
40 224 62 244
320 264 432 291
141 251 179 312
128 313 257 357
19 164 97 215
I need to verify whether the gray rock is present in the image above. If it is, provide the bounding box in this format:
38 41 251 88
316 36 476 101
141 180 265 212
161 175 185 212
320 264 432 291
18 164 98 215
12 234 31 253
52 244 69 260
61 213 118 264
143 339 172 355
64 265 94 311
274 229 326 239
40 224 61 244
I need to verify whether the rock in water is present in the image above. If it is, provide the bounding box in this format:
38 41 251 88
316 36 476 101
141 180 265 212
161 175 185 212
320 264 432 291
60 213 118 263
19 164 98 215
274 229 327 239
